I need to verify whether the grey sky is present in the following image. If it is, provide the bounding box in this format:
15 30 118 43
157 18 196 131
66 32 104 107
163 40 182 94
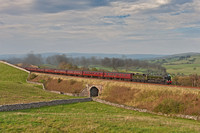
0 0 200 55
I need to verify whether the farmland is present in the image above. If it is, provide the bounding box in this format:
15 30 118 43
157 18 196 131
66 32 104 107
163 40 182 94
151 54 200 75
1 62 200 132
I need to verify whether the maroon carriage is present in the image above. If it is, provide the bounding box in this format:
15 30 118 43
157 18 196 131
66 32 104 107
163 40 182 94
67 70 83 76
104 72 132 80
25 67 45 73
54 69 67 75
44 68 56 74
83 71 104 78
24 67 36 72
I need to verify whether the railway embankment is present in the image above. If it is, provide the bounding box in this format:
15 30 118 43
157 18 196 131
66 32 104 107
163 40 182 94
29 72 200 118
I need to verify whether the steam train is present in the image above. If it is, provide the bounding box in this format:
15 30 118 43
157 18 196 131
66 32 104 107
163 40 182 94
24 67 172 84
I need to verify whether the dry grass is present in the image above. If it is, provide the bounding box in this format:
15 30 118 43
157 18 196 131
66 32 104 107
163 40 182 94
29 74 85 93
101 85 200 115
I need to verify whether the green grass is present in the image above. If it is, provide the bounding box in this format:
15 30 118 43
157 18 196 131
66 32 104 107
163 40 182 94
0 81 75 105
0 102 200 132
164 64 200 75
0 63 28 83
0 63 76 105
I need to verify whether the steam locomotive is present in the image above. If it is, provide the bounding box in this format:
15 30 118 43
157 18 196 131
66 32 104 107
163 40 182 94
24 67 172 84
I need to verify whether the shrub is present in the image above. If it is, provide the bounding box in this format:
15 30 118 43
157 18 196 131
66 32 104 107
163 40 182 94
90 67 98 71
154 99 185 114
29 73 38 80
39 79 46 84
58 78 62 83
69 79 76 85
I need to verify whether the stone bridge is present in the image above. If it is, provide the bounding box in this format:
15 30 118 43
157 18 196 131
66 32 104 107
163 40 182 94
80 84 103 97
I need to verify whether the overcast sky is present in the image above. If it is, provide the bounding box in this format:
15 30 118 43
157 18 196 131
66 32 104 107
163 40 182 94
0 0 200 55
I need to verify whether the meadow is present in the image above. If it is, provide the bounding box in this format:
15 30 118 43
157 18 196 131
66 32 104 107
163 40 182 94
164 64 200 75
0 63 76 105
0 102 200 132
152 54 200 75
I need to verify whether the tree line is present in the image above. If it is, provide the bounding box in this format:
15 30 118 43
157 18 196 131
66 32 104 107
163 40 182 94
7 53 166 74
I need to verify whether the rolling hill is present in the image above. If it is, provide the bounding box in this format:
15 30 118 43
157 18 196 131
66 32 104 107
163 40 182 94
151 53 200 75
0 62 75 105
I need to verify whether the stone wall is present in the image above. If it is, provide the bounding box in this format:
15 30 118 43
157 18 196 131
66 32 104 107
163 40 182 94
0 98 92 112
93 98 200 121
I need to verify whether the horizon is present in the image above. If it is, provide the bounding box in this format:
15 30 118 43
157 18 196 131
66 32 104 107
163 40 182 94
0 0 200 55
1 51 200 56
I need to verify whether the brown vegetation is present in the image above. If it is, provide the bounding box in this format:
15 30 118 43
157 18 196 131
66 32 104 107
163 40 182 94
101 85 200 115
173 74 200 87
28 73 85 93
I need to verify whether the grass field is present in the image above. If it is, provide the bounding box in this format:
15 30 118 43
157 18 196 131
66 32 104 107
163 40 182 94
164 64 200 75
151 54 200 75
0 63 76 105
0 102 200 132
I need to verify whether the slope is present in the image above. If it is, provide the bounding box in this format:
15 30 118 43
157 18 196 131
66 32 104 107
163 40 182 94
0 62 75 105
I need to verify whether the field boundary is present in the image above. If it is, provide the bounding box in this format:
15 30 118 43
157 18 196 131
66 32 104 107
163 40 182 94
26 80 46 90
93 98 200 121
0 98 92 112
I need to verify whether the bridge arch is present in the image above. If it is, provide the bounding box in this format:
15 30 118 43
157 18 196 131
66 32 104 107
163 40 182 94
90 87 99 97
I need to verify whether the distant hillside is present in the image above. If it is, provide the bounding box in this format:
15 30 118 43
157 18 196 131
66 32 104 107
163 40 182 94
0 52 167 60
0 54 26 60
150 53 200 75
153 52 200 60
65 53 167 59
